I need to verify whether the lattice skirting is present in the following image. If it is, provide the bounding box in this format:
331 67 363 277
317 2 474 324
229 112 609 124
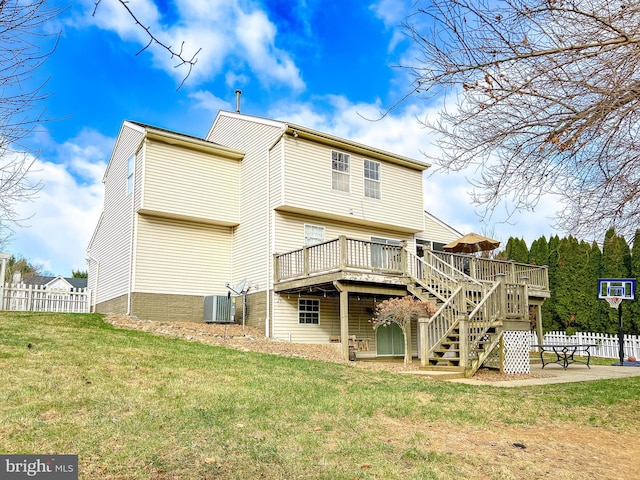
503 331 531 374
482 345 501 369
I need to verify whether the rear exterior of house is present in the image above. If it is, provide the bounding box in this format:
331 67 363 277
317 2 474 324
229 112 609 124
87 111 550 374
205 112 435 348
87 121 244 321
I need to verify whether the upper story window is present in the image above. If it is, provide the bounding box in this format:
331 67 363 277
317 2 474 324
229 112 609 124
127 153 135 195
364 159 381 199
332 151 350 192
304 224 325 246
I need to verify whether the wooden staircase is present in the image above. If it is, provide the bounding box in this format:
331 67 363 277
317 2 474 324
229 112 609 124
406 250 505 378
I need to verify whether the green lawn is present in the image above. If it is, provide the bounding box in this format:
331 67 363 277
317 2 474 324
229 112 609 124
1 312 639 479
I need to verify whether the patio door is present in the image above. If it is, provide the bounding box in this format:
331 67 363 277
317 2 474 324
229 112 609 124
371 237 401 270
376 323 405 356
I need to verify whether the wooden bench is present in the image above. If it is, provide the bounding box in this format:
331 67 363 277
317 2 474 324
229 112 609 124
531 344 598 369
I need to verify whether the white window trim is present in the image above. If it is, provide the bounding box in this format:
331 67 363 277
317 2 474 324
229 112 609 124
331 150 350 193
298 298 320 325
364 159 381 200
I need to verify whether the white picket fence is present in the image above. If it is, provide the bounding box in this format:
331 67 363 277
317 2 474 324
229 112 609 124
530 331 640 359
0 283 91 313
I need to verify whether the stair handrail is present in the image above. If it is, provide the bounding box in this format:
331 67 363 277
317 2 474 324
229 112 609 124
407 250 482 286
421 250 482 285
465 280 501 355
422 284 467 361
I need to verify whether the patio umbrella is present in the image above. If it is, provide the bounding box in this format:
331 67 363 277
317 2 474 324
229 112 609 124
443 233 500 253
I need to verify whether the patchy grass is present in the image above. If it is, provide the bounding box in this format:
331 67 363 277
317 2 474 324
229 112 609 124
1 312 639 479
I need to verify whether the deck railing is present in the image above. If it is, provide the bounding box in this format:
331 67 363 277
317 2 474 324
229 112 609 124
275 236 549 293
432 252 549 291
274 236 405 281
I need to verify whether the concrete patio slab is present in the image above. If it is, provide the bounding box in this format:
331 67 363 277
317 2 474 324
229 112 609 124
446 363 640 388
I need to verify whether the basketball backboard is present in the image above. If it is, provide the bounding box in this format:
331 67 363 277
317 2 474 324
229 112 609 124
597 278 635 300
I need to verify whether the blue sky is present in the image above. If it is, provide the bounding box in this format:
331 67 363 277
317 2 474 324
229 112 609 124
11 0 561 276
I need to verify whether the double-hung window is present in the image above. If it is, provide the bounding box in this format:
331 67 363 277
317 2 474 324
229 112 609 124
364 159 380 199
299 298 320 324
332 151 350 192
127 153 135 195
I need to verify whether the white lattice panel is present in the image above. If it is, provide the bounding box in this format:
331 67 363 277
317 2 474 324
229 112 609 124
482 345 501 370
503 331 530 374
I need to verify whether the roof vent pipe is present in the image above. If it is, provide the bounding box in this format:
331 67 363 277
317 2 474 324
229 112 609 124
235 89 242 113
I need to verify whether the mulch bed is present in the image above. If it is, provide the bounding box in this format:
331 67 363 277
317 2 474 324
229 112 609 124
103 314 545 379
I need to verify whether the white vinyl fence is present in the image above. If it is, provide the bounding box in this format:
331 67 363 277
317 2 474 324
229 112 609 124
530 331 640 359
1 283 91 313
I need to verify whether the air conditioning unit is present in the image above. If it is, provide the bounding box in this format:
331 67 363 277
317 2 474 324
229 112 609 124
204 295 235 323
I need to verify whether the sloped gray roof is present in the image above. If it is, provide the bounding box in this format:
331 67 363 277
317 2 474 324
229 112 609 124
29 276 88 289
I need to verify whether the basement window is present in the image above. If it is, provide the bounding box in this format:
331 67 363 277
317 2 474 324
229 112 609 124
299 298 320 324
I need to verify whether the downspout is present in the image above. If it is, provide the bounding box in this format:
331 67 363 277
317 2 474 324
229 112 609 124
127 188 135 316
127 141 144 315
265 129 287 338
266 142 271 338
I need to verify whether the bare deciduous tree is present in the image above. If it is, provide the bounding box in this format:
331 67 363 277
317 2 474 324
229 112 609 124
403 0 640 238
0 0 61 244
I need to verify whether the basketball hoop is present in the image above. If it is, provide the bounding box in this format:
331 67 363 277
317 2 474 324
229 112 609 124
605 297 623 309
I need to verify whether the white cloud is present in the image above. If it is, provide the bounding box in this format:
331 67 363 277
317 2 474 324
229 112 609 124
9 129 111 275
189 90 231 114
370 0 411 51
77 0 305 90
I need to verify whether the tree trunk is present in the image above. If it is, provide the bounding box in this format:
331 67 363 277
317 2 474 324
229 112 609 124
403 321 412 366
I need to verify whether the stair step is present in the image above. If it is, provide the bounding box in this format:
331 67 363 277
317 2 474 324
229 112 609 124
432 350 460 357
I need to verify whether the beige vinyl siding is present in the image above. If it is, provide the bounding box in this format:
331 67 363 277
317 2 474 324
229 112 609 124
415 211 463 245
273 211 415 254
271 295 341 343
269 137 283 209
279 136 424 232
208 114 284 291
133 215 232 295
271 294 417 350
88 123 144 305
141 140 240 225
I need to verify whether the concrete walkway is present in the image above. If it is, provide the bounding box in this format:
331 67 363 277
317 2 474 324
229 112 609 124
446 363 640 388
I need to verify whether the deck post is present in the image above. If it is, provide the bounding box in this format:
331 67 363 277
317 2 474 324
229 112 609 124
469 257 477 280
338 235 347 270
496 273 507 322
400 246 408 275
535 303 544 345
273 254 280 283
334 280 351 361
458 314 469 368
418 316 428 366
303 246 309 276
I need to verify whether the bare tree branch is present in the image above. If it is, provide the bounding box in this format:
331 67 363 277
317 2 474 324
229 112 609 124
93 0 200 89
402 0 640 239
0 0 59 245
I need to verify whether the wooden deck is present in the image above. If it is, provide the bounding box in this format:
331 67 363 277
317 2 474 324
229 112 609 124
274 235 549 298
274 236 550 372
